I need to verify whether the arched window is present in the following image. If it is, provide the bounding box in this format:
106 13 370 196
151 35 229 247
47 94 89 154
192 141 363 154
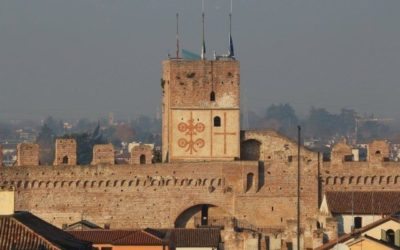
213 116 221 127
140 155 146 164
376 150 381 155
210 91 215 102
386 229 395 244
62 156 69 164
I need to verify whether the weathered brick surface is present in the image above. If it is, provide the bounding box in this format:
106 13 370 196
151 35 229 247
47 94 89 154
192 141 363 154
330 140 352 165
130 145 153 164
162 59 240 162
54 139 77 166
0 162 257 229
92 144 114 165
367 140 389 163
16 143 40 166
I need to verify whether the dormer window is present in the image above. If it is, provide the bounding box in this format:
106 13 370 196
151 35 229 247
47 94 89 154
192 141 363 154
210 91 215 102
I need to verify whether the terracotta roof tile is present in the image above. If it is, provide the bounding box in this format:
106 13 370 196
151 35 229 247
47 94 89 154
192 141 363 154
326 191 400 214
0 212 92 250
112 231 165 245
149 228 221 247
68 230 134 244
315 216 400 250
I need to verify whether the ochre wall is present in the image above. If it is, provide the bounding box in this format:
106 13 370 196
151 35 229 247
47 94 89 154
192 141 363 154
17 143 40 166
162 59 240 162
0 158 319 231
92 144 114 165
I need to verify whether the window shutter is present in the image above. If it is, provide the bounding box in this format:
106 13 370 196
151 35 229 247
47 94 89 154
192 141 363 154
381 229 387 241
395 229 400 246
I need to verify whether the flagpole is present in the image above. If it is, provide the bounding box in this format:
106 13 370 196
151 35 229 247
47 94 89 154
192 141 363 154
201 0 206 60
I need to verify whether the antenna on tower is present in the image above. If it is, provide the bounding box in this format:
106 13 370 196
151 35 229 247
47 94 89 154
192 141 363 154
228 0 235 58
201 0 206 60
176 12 180 59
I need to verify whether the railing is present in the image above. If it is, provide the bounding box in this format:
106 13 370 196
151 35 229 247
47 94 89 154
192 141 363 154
193 216 285 235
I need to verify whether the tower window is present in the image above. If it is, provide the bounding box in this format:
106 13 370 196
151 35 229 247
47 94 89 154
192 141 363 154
210 91 215 102
213 116 221 127
62 156 69 164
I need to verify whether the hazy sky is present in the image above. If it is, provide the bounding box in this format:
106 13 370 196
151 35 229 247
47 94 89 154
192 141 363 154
1 0 399 121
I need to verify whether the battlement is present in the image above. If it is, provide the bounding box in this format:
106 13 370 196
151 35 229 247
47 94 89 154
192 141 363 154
54 139 77 166
91 144 114 165
162 59 240 109
17 143 40 166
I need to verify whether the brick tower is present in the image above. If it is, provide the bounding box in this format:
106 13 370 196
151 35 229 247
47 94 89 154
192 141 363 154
161 59 240 162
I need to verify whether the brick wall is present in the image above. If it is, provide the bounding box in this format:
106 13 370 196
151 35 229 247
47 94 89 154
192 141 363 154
54 139 77 166
16 143 40 166
92 144 114 165
130 145 153 164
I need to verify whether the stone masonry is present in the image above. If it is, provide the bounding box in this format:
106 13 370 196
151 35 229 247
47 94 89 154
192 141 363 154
91 144 114 165
54 139 77 166
130 144 153 164
367 140 389 163
16 143 40 166
330 140 353 165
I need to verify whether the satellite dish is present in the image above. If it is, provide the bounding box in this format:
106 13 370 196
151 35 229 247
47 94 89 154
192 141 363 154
334 243 349 250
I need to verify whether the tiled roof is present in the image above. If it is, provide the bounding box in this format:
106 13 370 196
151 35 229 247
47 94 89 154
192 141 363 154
326 191 400 214
0 212 92 250
70 228 221 247
70 229 166 245
315 216 400 250
149 228 221 247
64 220 102 230
68 230 134 244
112 231 165 245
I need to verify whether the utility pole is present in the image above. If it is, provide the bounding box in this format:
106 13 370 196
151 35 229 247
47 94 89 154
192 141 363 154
297 125 301 250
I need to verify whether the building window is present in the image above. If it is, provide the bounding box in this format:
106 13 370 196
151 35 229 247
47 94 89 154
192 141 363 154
354 217 362 229
140 155 146 164
386 229 395 244
213 116 221 127
210 91 215 101
62 156 68 164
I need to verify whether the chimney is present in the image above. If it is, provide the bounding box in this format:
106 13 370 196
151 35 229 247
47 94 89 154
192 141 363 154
0 186 15 215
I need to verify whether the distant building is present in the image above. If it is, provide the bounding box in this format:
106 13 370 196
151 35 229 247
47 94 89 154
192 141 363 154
316 216 400 250
319 191 400 234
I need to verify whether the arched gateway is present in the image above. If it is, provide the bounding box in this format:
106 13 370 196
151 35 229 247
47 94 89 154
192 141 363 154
174 204 232 228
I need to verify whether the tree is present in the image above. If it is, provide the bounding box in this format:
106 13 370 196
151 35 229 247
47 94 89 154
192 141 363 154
36 124 55 165
263 103 299 138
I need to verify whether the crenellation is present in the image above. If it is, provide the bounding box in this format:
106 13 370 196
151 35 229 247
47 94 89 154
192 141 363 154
16 143 40 166
91 144 114 165
130 144 153 164
367 139 390 163
54 139 77 166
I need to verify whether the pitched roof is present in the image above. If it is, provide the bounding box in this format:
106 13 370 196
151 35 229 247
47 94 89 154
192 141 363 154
68 230 135 244
149 228 221 247
326 191 400 214
69 229 166 246
70 228 221 247
315 216 400 250
64 220 102 230
0 212 92 250
112 230 165 245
